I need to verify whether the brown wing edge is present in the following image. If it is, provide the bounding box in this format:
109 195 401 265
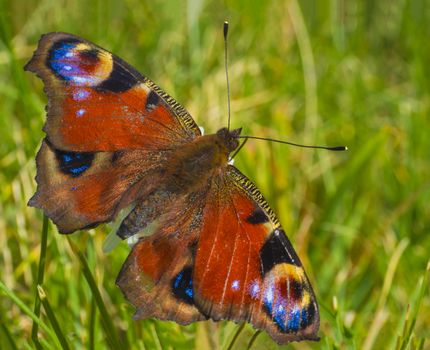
143 79 201 138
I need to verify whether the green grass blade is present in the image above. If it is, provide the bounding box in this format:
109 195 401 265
246 330 261 350
149 321 163 350
323 130 386 223
0 320 18 350
31 215 49 349
37 285 71 350
67 238 122 349
89 297 96 350
396 261 430 350
226 323 245 350
0 281 59 347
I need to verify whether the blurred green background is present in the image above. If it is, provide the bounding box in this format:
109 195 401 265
1 0 429 349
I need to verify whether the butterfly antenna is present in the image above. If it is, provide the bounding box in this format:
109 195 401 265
224 21 232 131
238 135 348 151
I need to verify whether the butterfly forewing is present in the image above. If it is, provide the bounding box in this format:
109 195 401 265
192 166 319 343
25 32 201 152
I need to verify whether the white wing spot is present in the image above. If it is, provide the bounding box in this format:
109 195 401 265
76 109 86 117
231 280 240 291
73 90 89 101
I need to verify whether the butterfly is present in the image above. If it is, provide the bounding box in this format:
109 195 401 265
25 32 320 344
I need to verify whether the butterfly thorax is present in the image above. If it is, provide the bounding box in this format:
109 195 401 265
165 127 241 192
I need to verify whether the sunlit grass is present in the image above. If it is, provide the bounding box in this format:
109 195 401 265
1 0 429 349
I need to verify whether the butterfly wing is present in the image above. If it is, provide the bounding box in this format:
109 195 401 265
25 32 201 152
117 237 206 324
26 33 201 232
29 139 167 233
116 189 209 324
192 166 319 343
116 166 319 344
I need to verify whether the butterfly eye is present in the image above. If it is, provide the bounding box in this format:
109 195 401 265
229 138 239 151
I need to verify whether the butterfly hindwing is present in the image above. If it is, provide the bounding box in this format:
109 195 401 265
25 32 201 152
29 139 168 233
117 238 206 324
116 190 209 324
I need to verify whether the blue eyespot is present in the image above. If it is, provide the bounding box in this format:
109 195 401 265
262 282 310 333
49 42 80 81
172 267 194 305
54 147 94 177
47 40 98 85
287 308 301 332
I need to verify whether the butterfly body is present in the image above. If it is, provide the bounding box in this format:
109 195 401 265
162 127 241 192
117 127 241 239
26 32 320 344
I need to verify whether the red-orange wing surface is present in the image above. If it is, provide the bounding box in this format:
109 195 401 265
193 166 320 343
25 33 201 232
25 32 200 152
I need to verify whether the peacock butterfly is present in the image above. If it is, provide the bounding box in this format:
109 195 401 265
25 31 320 344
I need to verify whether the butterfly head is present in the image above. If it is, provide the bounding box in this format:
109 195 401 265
216 127 242 153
